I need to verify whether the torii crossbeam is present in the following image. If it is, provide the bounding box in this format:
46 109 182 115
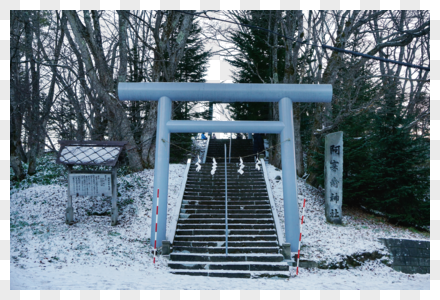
119 82 332 251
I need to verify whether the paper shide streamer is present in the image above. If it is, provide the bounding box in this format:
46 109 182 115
255 157 261 171
211 158 217 176
237 157 245 175
195 155 201 172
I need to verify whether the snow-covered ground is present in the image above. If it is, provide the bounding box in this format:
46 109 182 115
10 162 430 290
266 164 429 264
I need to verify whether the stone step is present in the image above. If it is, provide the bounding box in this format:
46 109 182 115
168 261 289 272
177 223 274 230
185 183 266 187
182 200 270 206
188 171 262 175
173 235 277 242
179 209 271 214
186 178 264 183
177 218 274 224
190 170 257 175
186 184 264 188
179 214 273 219
182 201 270 205
185 182 266 186
187 177 263 181
189 165 261 170
188 170 262 175
183 195 268 200
182 203 270 209
169 269 290 278
183 191 267 196
183 196 269 201
181 204 271 210
184 191 267 197
175 229 277 235
172 246 279 254
184 188 267 193
170 253 284 262
172 241 279 247
187 178 262 182
184 186 267 191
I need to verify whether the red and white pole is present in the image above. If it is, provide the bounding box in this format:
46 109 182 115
296 198 306 275
153 189 159 264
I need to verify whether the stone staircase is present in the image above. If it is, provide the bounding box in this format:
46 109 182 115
168 139 289 278
206 138 255 163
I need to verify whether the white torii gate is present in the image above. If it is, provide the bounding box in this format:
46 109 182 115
119 82 332 251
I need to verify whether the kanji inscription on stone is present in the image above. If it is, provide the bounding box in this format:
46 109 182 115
325 131 343 224
69 174 112 197
330 208 340 218
330 145 340 155
330 193 339 203
330 177 339 188
330 160 339 172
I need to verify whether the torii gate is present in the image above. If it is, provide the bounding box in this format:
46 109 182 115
118 82 332 251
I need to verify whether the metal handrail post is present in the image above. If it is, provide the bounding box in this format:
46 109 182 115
203 135 210 163
229 134 232 163
224 144 228 256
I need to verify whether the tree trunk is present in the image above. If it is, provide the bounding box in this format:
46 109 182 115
65 11 143 171
293 103 304 176
24 11 39 176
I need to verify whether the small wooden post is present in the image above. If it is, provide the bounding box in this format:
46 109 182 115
111 166 118 226
66 165 74 225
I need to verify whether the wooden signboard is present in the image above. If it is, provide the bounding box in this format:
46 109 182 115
69 174 112 197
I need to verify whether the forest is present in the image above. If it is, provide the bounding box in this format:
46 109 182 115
10 10 430 226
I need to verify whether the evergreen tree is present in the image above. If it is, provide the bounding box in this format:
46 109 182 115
359 94 429 226
225 11 285 122
171 19 212 162
324 72 430 227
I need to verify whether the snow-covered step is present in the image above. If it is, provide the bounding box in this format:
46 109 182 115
169 269 290 279
180 209 272 214
185 190 267 194
177 224 274 229
169 253 285 263
182 200 271 205
177 218 274 224
174 235 277 242
172 246 279 254
181 203 271 212
172 241 279 247
175 229 277 235
168 261 289 272
182 196 269 201
184 186 267 191
179 214 272 219
185 186 267 190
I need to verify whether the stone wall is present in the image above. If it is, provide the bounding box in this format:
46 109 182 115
379 238 430 274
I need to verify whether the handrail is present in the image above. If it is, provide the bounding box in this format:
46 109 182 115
202 135 210 163
168 158 192 244
261 158 284 246
224 144 228 256
229 134 232 163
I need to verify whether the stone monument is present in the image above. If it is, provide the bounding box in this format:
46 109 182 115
325 131 343 224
